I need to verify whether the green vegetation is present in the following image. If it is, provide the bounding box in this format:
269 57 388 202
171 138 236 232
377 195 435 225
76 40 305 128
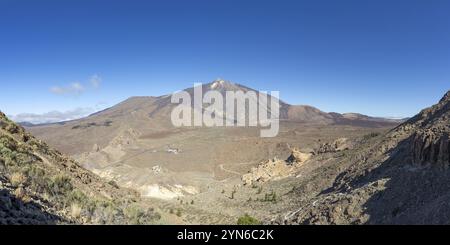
176 209 182 217
47 174 73 196
124 205 148 224
108 180 120 189
264 191 277 202
0 134 36 167
363 132 380 140
256 191 278 203
230 189 237 199
237 214 261 225
256 186 263 194
9 172 27 187
71 120 113 130
0 117 161 225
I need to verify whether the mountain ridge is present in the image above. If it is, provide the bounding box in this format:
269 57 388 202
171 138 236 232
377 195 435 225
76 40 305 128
276 90 450 224
20 80 403 127
0 111 161 224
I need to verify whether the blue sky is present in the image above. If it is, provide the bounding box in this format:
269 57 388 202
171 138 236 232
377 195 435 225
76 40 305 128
0 0 449 122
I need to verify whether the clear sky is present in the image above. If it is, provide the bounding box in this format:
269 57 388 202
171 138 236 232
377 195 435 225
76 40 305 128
1 0 449 123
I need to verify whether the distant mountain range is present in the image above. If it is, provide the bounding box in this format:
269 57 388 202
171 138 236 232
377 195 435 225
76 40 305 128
20 80 404 128
3 80 449 225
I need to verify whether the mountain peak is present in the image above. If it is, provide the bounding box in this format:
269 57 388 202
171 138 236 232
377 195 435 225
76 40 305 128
208 79 236 90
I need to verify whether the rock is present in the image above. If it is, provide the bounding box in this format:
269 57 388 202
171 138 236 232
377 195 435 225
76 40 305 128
92 144 100 152
151 165 162 174
316 138 353 154
166 148 180 154
243 149 313 185
276 90 450 225
286 148 314 164
410 129 449 165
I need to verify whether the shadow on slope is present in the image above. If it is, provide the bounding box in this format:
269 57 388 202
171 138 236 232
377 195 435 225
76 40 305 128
341 133 450 224
0 187 64 225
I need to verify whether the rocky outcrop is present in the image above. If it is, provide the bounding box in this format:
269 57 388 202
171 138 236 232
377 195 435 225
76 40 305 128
410 129 449 165
316 138 353 154
243 148 313 185
394 90 450 166
276 90 450 225
242 158 293 186
286 148 314 164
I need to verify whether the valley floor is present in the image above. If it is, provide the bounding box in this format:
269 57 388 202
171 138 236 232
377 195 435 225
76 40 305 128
48 122 394 224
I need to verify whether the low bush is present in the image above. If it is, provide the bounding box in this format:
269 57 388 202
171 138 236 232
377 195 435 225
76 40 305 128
9 172 27 187
237 214 261 225
47 174 73 196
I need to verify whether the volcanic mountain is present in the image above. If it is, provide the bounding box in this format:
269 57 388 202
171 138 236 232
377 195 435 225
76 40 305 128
5 81 447 225
28 80 399 154
26 80 401 202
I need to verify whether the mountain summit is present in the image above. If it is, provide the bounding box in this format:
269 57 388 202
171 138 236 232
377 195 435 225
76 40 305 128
27 80 402 156
27 80 400 127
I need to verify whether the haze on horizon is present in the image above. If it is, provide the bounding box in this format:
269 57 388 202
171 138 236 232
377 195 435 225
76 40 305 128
1 0 449 123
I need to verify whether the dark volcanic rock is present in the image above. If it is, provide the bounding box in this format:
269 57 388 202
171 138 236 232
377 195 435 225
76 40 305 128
410 129 449 165
277 90 450 225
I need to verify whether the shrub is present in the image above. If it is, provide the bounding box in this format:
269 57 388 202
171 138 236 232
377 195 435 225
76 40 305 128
10 172 27 187
256 186 263 194
363 132 380 140
24 165 47 193
70 203 82 218
263 191 277 203
67 190 88 205
237 214 261 225
5 123 19 134
108 180 119 189
0 157 5 170
47 174 73 196
13 187 26 199
124 205 146 225
231 189 236 199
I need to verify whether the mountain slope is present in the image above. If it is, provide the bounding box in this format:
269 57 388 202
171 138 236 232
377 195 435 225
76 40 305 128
22 80 401 207
0 112 160 224
277 90 450 224
28 80 399 154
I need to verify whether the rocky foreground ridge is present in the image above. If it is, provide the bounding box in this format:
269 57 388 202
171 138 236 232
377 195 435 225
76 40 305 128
0 112 160 224
275 90 450 225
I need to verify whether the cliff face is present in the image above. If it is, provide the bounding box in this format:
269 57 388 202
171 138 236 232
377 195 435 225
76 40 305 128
410 129 449 165
396 91 450 165
276 90 450 225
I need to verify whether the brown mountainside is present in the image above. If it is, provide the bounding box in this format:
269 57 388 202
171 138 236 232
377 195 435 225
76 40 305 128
277 90 450 224
0 112 160 224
